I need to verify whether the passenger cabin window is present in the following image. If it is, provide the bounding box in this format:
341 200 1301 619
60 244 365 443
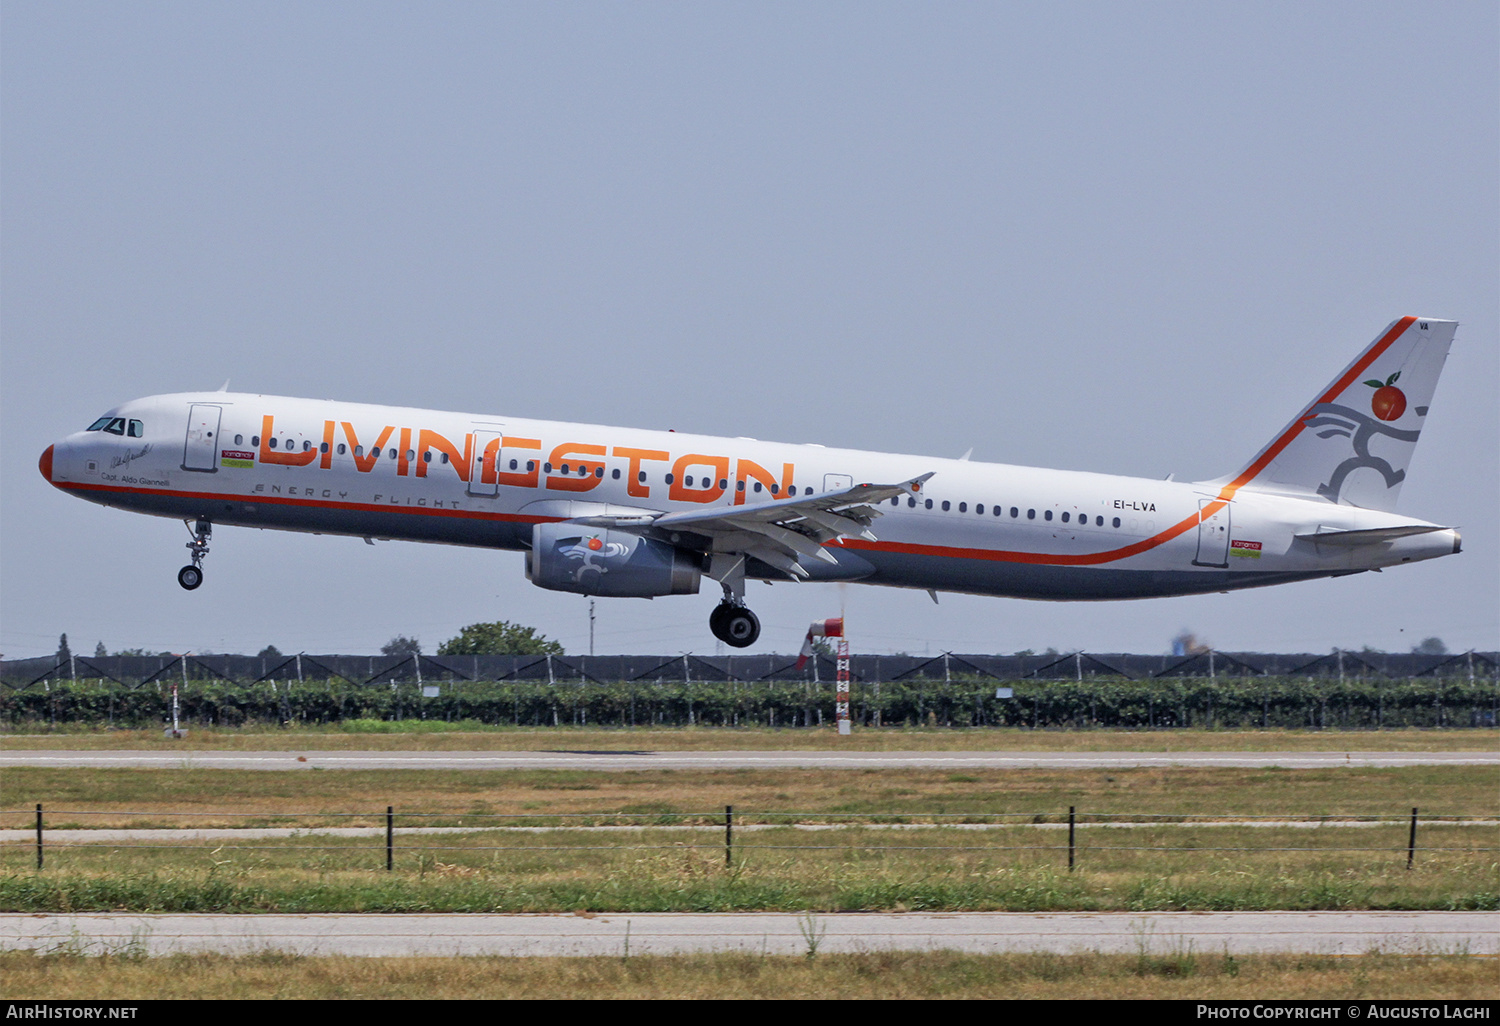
1044 510 1053 521
1061 512 1070 523
941 500 950 511
338 444 347 455
612 469 621 479
268 438 279 449
235 434 244 446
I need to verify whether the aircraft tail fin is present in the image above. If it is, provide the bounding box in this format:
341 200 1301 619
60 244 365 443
1216 317 1456 512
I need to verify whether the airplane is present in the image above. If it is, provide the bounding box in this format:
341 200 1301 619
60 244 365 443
39 316 1461 649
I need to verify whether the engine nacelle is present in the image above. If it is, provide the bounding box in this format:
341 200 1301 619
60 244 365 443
526 523 702 597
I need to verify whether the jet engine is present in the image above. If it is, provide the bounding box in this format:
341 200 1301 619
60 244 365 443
526 522 701 597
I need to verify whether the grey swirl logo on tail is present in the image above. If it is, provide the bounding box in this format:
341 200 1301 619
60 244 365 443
1302 402 1422 503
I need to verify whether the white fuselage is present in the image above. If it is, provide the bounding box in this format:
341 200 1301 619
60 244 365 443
41 391 1460 603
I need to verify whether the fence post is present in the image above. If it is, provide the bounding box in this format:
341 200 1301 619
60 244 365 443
725 805 733 868
35 804 43 870
387 806 394 871
1068 806 1075 872
1404 804 1416 870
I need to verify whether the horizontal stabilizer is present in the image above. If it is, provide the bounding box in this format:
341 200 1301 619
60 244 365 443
1295 525 1448 547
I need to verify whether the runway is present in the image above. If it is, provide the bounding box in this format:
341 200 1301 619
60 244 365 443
2 912 1492 957
5 750 1497 770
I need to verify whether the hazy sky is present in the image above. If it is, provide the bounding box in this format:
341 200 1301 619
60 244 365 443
3 2 1496 660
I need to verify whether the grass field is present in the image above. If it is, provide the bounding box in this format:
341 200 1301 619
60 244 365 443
4 765 1494 825
3 766 1494 913
2 724 1494 751
3 821 1494 913
2 949 1493 1000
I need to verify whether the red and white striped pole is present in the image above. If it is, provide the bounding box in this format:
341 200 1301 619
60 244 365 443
798 618 851 735
835 633 851 736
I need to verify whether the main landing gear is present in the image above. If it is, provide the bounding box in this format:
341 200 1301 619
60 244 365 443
178 519 211 591
709 601 760 648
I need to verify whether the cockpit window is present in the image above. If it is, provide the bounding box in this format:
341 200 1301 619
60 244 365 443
88 416 128 434
127 420 144 438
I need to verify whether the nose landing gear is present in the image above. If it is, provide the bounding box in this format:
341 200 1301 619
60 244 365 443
709 601 760 648
178 519 211 591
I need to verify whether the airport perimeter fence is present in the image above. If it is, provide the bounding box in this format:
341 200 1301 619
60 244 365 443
7 805 1496 882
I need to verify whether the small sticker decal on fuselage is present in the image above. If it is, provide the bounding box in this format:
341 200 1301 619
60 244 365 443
220 449 255 468
1229 539 1262 558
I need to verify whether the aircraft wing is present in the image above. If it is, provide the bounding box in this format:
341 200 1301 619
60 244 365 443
572 472 934 579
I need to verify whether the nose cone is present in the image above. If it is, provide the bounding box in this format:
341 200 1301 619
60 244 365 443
39 444 54 484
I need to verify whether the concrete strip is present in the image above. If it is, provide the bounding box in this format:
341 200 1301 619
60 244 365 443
2 912 1492 957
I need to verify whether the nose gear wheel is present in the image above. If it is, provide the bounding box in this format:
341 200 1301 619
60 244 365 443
179 519 212 590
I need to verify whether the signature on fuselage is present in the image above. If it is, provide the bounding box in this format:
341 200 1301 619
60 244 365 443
110 444 153 470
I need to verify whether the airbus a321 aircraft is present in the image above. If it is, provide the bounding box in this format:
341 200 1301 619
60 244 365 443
40 316 1460 648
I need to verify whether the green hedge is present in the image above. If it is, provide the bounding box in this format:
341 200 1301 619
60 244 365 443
3 675 1496 729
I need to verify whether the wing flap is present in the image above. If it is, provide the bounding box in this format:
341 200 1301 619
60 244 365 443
572 471 934 575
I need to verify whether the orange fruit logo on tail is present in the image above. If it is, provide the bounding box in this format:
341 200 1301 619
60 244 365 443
1364 372 1406 421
